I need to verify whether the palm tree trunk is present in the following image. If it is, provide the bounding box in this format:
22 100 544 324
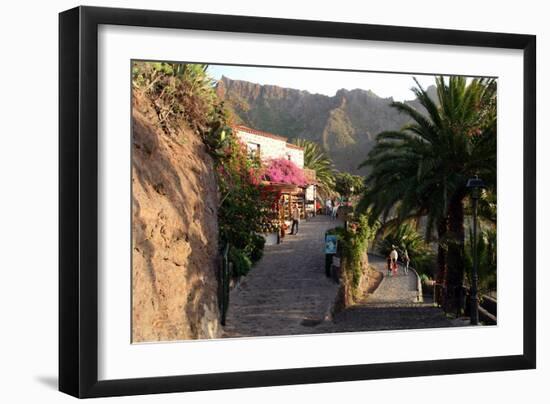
435 218 448 306
445 192 466 315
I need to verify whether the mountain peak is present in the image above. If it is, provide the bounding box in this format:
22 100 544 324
218 76 419 174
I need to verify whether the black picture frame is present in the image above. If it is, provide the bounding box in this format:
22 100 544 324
59 5 536 398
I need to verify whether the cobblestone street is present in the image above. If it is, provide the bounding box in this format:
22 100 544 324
222 215 342 337
316 256 468 333
223 218 467 338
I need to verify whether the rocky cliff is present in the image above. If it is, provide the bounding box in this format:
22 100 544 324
217 76 436 174
132 91 221 342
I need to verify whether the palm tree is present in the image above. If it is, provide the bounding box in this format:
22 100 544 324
292 139 335 194
359 76 496 314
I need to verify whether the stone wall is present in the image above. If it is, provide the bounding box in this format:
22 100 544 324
333 251 378 313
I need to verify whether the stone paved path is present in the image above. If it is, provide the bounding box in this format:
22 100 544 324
223 221 468 338
315 256 469 333
358 255 419 307
222 216 343 338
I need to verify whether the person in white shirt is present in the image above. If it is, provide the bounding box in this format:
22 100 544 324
331 201 339 220
390 246 399 275
325 199 332 216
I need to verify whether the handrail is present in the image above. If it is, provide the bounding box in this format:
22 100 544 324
462 285 497 325
408 266 424 303
433 283 497 324
219 242 231 326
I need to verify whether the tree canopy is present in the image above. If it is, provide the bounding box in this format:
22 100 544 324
358 76 497 313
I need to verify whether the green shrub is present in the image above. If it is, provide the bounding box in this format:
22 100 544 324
229 247 253 277
326 226 347 238
334 172 365 198
465 227 496 293
248 234 266 264
339 214 379 289
213 125 276 278
132 62 217 137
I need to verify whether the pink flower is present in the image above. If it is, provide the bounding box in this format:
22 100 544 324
263 158 307 186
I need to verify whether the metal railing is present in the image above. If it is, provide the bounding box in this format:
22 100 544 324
432 283 497 324
408 266 424 303
218 243 231 326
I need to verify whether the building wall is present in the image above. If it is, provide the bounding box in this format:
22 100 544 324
305 185 315 202
235 128 305 169
236 129 288 162
286 146 304 168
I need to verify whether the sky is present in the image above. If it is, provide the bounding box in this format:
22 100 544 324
207 64 438 101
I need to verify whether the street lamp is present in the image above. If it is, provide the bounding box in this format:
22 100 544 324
343 186 354 231
466 175 485 325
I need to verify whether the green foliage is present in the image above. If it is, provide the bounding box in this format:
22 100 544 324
334 172 365 198
202 102 234 159
324 108 357 148
132 61 217 136
358 76 497 299
465 227 497 293
377 223 435 277
472 189 497 225
215 129 272 277
134 62 274 279
229 247 252 278
247 233 266 264
292 138 336 193
334 214 379 289
359 76 497 232
326 226 347 238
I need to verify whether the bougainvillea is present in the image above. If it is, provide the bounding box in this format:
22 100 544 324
263 158 307 186
213 132 275 276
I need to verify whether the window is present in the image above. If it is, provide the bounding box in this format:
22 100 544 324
247 142 260 159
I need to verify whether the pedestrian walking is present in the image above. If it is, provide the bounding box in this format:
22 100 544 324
403 248 410 275
386 255 392 277
390 246 398 276
325 198 332 216
290 204 300 235
331 200 339 220
315 199 321 215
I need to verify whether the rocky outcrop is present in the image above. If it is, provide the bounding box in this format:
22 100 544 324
218 76 437 174
131 91 221 342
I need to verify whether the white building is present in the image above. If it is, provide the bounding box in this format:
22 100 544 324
233 125 305 168
233 125 317 218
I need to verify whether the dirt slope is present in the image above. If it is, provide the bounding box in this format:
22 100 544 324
131 91 221 342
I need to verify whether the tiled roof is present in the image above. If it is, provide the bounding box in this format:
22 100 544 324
286 143 304 151
233 125 288 142
233 125 305 151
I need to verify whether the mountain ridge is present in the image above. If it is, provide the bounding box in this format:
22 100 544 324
217 76 436 174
